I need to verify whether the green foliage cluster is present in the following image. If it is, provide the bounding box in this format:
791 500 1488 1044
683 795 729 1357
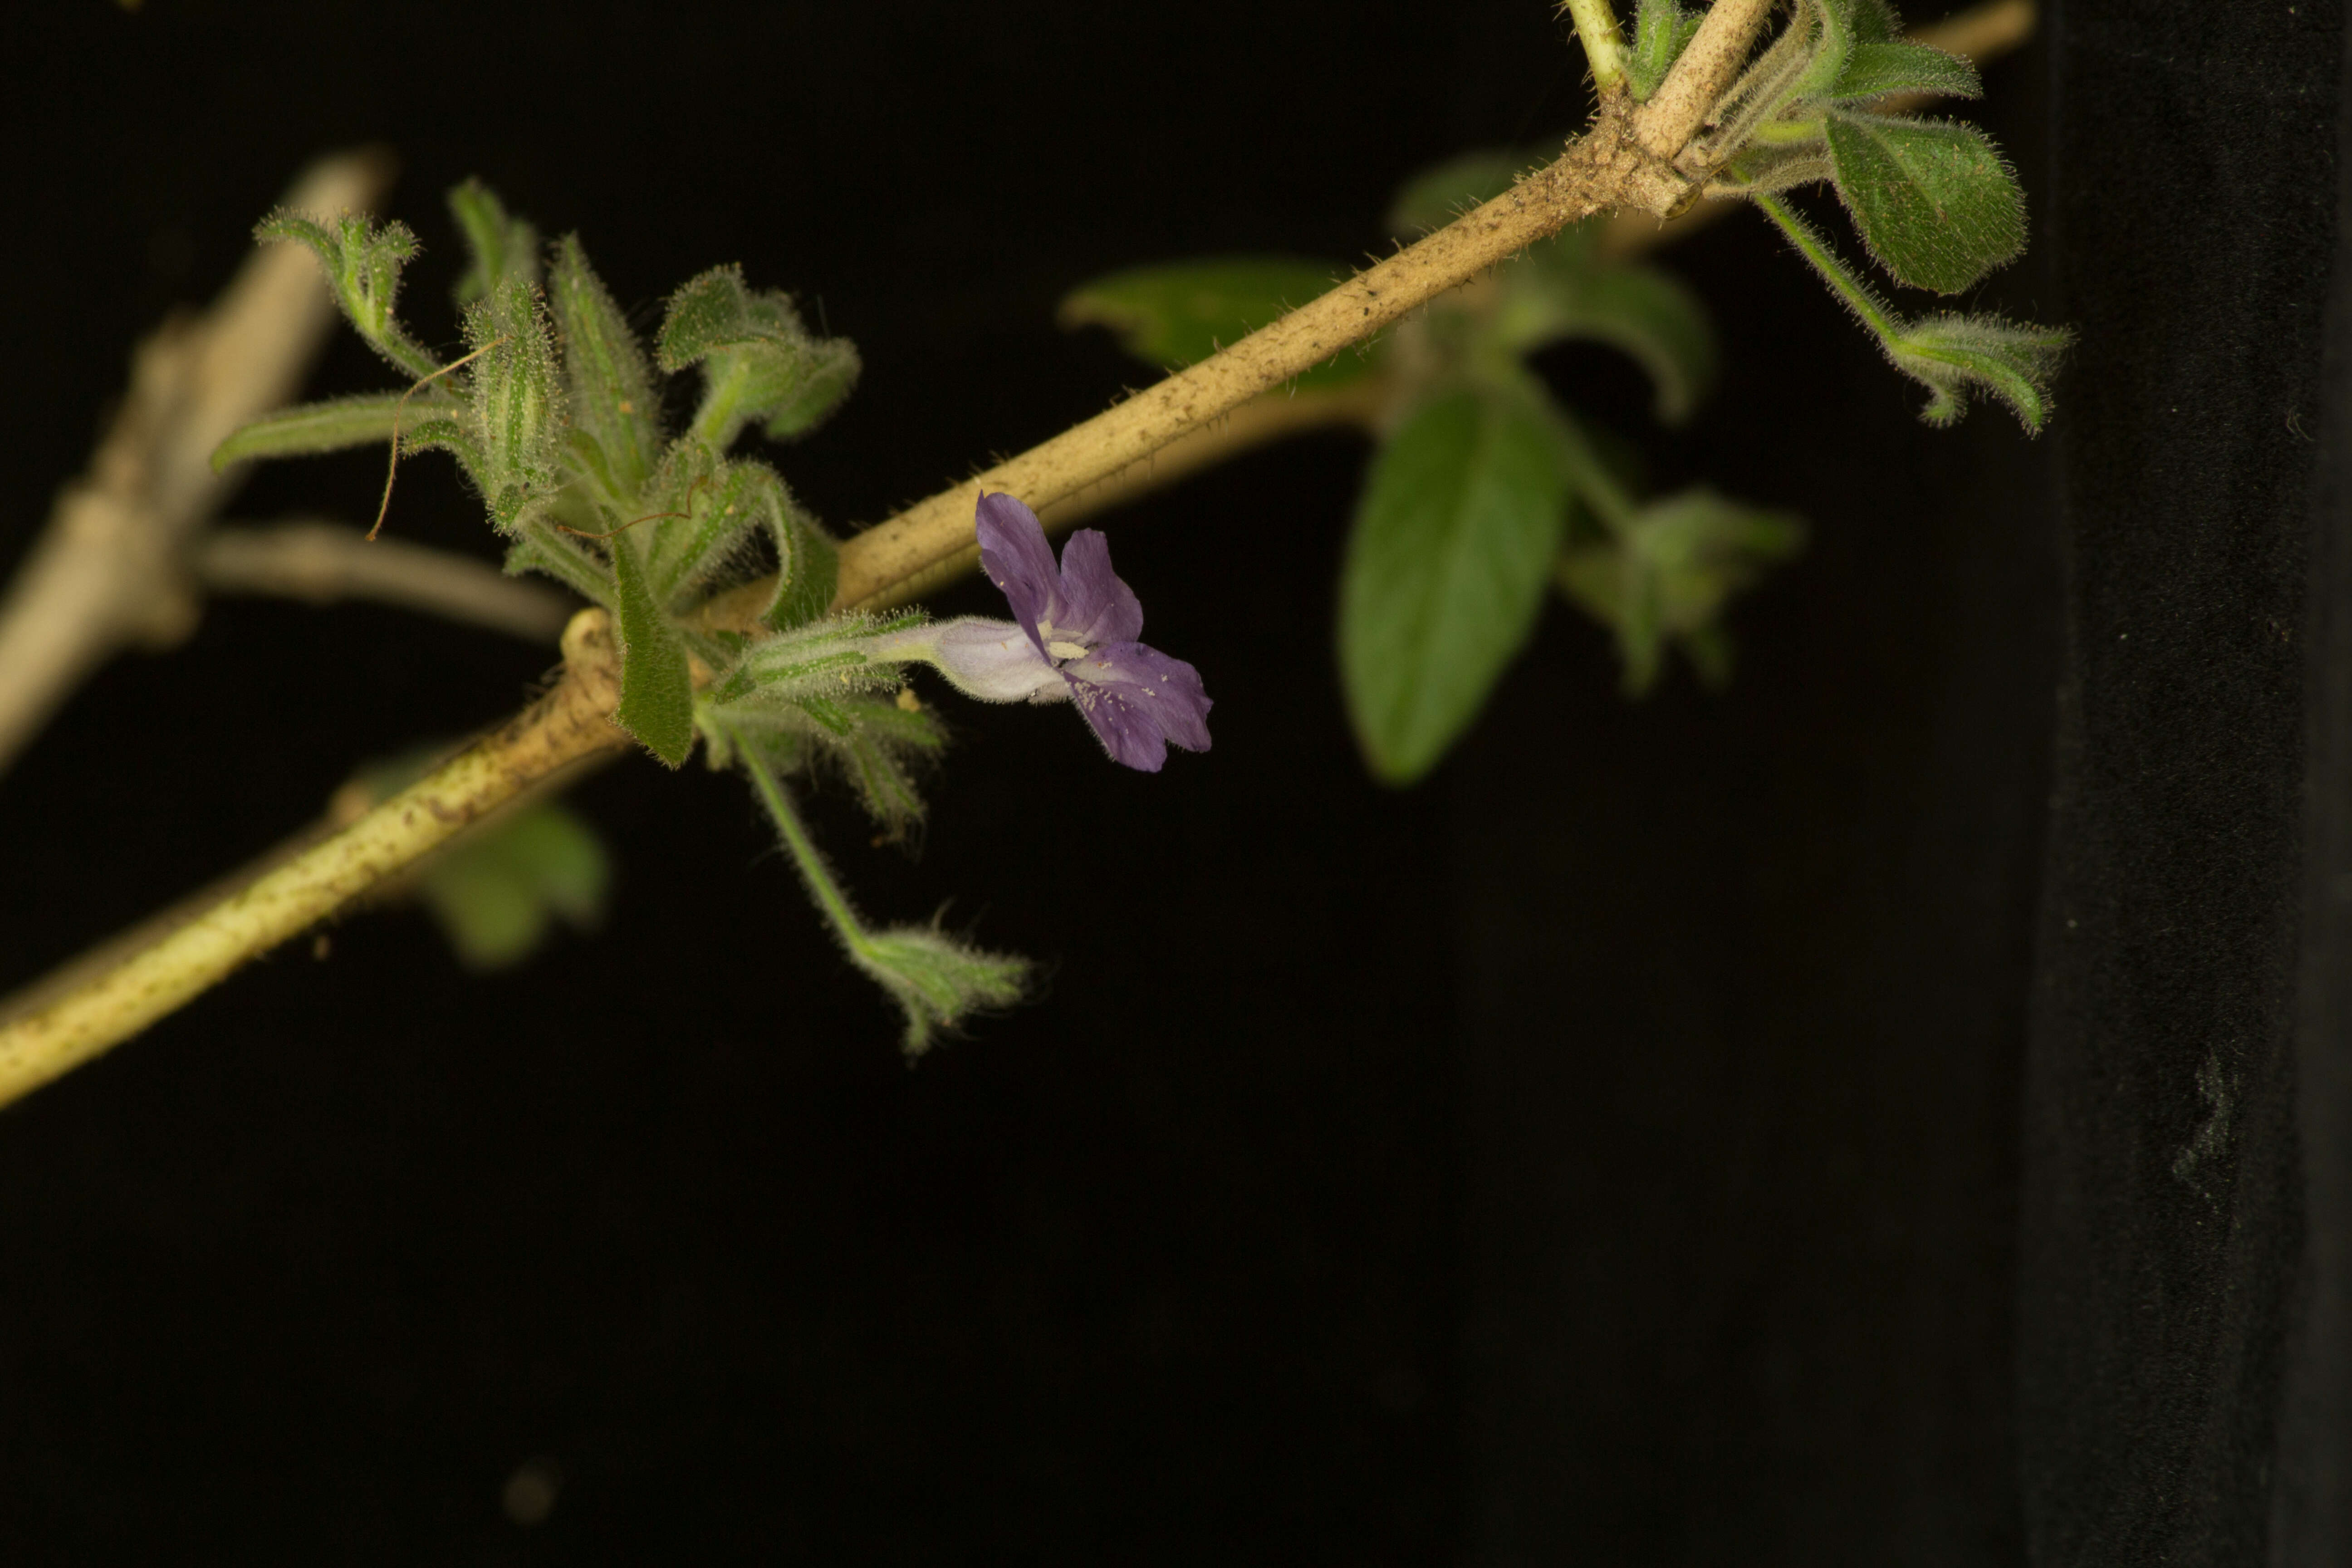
217 183 1024 1051
1652 0 2071 428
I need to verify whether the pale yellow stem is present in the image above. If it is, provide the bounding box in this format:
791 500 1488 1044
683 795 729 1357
0 611 628 1103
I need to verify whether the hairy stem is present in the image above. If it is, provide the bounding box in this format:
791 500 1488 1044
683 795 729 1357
0 611 628 1106
1561 0 1630 91
1751 191 1900 340
733 728 872 960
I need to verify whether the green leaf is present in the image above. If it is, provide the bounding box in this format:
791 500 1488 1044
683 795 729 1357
503 519 614 606
1753 191 2070 431
462 275 566 529
765 505 840 630
549 235 662 498
657 265 861 448
609 534 696 766
255 209 436 379
1497 259 1716 423
828 696 946 839
1627 0 1702 99
211 392 414 472
1556 488 1805 695
446 179 540 309
760 336 861 441
1793 0 1863 99
417 799 610 970
1058 258 1369 390
1823 110 2026 294
1891 312 2074 431
1338 382 1572 784
1830 40 1981 101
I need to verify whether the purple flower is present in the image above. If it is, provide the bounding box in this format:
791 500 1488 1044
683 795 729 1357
906 494 1211 772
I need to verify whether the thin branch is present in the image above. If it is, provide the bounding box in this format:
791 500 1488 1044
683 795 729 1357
0 149 395 778
0 610 629 1104
808 95 1716 615
1560 0 1630 93
0 0 1787 1108
197 521 577 643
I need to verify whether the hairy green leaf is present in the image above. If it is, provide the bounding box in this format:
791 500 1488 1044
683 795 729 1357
504 521 614 606
1824 110 2025 294
256 208 436 379
1754 191 2069 431
463 275 566 529
764 505 840 631
1831 40 1981 101
550 235 662 498
1339 382 1572 785
610 535 696 766
657 265 860 447
853 925 1029 1057
1891 313 2074 431
418 799 609 969
446 179 540 309
1059 258 1369 390
211 392 414 472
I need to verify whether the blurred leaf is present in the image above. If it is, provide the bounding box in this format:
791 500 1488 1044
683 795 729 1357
446 178 540 309
1059 258 1370 389
1501 259 1716 423
610 535 696 766
1556 488 1805 694
419 800 610 970
1831 40 1981 101
1387 152 1532 235
1339 382 1571 784
1824 110 2025 294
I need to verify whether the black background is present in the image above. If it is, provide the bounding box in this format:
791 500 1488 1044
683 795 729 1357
0 1 2340 1563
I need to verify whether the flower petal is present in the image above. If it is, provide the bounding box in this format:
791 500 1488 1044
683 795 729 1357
975 493 1061 657
927 617 1069 703
1054 529 1145 647
1063 639 1213 771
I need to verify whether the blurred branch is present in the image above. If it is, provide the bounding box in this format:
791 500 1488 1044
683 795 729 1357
0 149 395 777
197 521 575 644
